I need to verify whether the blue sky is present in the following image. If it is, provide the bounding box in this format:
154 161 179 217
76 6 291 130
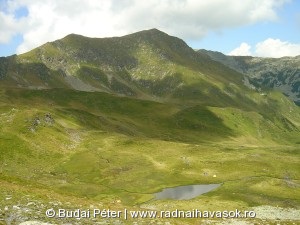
187 1 300 55
0 0 299 57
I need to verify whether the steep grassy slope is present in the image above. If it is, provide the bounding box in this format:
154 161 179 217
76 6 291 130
0 29 252 106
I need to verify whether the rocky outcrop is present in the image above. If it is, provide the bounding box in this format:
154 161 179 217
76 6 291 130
28 113 55 132
198 50 300 105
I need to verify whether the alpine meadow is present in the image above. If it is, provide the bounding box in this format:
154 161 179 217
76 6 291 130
0 29 299 224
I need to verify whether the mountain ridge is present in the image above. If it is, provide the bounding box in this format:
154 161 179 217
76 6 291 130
0 29 299 145
0 29 248 105
1 29 299 109
198 49 300 105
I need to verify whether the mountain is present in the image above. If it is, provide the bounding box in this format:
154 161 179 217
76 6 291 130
198 49 300 105
1 28 299 146
1 29 300 224
0 29 250 105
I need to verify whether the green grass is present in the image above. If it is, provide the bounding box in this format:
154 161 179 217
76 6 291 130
0 29 251 106
0 88 299 224
0 71 300 224
1 29 299 224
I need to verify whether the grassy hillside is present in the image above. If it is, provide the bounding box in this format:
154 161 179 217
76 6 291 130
0 88 299 224
0 29 249 105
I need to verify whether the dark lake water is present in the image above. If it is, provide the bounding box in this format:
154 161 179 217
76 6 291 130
154 184 221 200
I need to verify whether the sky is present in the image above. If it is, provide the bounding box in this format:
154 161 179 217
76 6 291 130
0 0 299 58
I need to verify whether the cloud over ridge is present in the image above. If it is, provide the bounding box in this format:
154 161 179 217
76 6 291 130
229 38 300 58
0 0 293 55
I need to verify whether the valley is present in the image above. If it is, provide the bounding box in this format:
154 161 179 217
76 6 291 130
0 29 299 224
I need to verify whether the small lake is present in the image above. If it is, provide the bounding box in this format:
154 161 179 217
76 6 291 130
154 184 221 200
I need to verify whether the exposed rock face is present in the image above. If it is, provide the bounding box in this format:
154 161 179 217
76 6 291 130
198 50 300 105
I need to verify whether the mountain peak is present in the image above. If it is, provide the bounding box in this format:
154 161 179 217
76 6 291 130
60 29 168 42
2 28 246 99
124 28 171 41
140 28 164 33
129 28 167 35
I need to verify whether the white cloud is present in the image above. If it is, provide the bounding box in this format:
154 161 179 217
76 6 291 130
0 0 291 54
0 11 26 44
0 12 17 43
228 43 252 56
228 39 300 58
255 38 300 58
